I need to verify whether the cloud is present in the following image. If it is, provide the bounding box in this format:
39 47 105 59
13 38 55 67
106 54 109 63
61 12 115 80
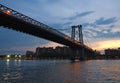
82 17 120 39
64 11 94 20
82 17 118 28
90 38 120 50
110 20 120 33
111 27 120 33
40 42 64 48
83 29 98 38
95 17 117 25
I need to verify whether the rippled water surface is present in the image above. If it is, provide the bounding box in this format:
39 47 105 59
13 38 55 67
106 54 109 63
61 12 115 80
0 60 120 83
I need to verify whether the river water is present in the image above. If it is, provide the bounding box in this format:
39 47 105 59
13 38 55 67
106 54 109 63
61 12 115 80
0 60 120 83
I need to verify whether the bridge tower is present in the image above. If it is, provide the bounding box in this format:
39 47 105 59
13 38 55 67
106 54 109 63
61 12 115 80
71 25 84 61
71 25 83 44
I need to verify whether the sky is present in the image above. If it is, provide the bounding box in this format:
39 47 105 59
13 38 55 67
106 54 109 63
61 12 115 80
0 0 120 54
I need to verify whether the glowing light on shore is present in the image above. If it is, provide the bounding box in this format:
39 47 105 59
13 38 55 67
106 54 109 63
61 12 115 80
19 55 21 58
15 55 17 58
6 55 10 58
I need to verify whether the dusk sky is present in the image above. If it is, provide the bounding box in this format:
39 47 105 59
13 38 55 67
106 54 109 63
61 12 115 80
0 0 120 54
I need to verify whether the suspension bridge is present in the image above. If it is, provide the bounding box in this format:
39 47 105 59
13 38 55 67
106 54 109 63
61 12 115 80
0 4 96 60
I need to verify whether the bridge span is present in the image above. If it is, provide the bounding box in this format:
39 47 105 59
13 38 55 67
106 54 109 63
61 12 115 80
0 4 95 60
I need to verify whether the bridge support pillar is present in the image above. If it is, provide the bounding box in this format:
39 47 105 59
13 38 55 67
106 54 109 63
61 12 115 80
70 48 76 61
70 47 85 61
79 47 85 61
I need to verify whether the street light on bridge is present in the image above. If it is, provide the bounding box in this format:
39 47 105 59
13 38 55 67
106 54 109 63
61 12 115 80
5 10 11 15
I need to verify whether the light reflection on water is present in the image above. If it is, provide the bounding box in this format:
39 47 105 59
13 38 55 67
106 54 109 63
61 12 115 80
6 59 10 66
0 59 22 83
0 60 120 83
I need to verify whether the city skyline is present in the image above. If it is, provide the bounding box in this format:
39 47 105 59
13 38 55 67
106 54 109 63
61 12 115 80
0 0 120 54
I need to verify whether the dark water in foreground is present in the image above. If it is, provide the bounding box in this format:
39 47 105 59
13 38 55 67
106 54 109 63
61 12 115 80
0 60 120 83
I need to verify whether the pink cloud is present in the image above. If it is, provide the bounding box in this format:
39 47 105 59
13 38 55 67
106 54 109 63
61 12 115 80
38 42 64 48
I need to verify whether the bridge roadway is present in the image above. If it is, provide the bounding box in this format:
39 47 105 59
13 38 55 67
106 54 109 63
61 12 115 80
0 4 93 53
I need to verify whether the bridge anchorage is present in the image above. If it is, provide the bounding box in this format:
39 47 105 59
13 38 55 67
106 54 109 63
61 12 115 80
0 4 96 61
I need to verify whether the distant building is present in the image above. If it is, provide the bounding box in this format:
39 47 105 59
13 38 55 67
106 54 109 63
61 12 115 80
118 48 120 50
35 46 72 58
55 46 71 56
35 47 55 57
105 48 120 56
36 47 45 56
26 51 34 57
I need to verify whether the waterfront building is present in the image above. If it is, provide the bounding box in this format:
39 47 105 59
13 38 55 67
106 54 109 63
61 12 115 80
26 51 34 57
35 46 72 58
55 46 71 56
105 48 120 56
35 47 55 58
